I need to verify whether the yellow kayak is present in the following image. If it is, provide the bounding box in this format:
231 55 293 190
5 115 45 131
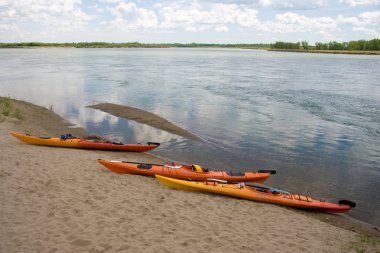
10 132 80 147
155 175 356 213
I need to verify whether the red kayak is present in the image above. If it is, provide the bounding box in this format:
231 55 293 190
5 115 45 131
98 159 276 183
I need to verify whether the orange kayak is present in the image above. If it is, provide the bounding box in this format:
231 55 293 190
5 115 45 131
10 132 160 152
98 159 276 183
156 175 356 213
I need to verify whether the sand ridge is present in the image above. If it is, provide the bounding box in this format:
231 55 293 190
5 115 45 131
1 98 379 253
88 103 205 142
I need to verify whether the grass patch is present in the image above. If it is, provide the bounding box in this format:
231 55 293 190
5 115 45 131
0 97 12 116
0 97 24 121
350 234 378 253
12 108 24 120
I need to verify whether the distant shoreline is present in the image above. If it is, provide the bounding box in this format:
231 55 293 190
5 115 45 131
0 42 269 50
1 43 379 55
267 48 380 55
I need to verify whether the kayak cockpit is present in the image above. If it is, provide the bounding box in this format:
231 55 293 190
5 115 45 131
225 171 246 176
137 163 153 170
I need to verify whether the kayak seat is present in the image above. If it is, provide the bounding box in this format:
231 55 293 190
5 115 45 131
137 164 152 169
226 171 245 176
60 134 78 140
192 164 204 173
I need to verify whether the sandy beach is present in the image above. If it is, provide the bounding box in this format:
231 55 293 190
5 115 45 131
1 98 379 253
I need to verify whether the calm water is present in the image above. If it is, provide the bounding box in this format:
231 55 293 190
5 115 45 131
1 48 379 227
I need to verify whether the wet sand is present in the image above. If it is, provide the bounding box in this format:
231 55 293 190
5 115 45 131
1 98 380 253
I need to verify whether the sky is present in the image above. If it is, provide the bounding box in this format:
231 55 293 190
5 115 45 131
0 0 379 44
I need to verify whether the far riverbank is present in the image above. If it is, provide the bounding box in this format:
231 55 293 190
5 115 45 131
1 41 380 55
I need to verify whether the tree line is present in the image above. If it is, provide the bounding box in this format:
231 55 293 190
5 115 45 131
1 40 379 51
0 42 270 49
271 39 380 51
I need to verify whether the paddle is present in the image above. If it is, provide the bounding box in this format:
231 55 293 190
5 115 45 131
245 183 291 195
205 178 289 194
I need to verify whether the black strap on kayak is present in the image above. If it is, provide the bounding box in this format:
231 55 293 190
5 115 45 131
147 142 160 146
338 200 356 208
121 160 164 166
257 170 276 174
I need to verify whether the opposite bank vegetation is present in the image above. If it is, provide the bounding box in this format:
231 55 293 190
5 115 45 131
1 38 379 55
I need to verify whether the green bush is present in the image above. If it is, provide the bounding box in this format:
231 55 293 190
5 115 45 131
12 108 24 120
0 97 12 116
0 97 24 120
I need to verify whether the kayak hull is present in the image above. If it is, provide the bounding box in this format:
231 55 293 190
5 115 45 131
98 159 273 183
156 175 354 213
10 132 159 152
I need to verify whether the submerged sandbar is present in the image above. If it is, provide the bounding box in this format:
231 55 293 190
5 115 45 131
88 103 204 142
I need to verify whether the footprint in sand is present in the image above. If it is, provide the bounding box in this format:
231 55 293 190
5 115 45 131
71 238 92 247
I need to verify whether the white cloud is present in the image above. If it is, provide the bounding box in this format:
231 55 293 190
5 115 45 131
99 0 122 3
215 25 229 32
109 2 158 30
358 10 380 24
262 0 327 9
157 3 336 34
0 0 378 42
339 0 380 7
203 0 261 4
0 0 91 34
202 0 327 9
0 23 16 31
353 26 380 37
316 30 337 41
338 11 380 37
259 0 272 7
236 8 260 27
159 3 260 32
259 12 337 33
